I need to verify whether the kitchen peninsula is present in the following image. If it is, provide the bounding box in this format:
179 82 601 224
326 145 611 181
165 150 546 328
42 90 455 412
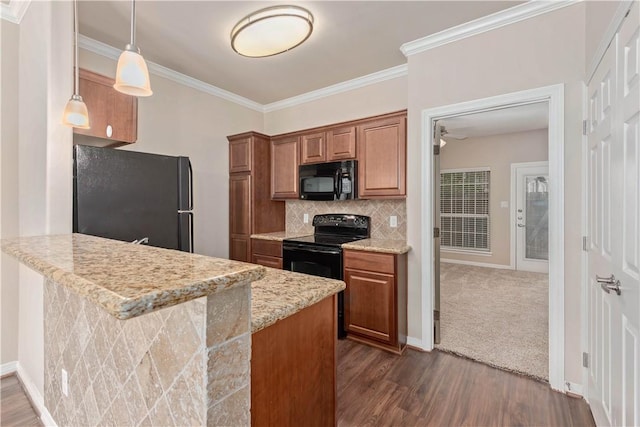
1 234 344 426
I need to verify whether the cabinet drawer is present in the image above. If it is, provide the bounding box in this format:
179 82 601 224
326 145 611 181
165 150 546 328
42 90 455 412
343 250 394 274
252 239 282 257
252 254 283 269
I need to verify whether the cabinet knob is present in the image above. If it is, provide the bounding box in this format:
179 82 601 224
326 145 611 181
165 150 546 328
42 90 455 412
106 124 113 138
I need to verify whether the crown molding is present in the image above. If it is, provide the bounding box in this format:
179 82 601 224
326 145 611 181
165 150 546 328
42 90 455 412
78 35 264 112
263 64 408 113
1 0 31 24
400 0 578 57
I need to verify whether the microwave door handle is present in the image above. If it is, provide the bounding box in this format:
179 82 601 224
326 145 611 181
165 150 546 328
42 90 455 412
335 170 341 199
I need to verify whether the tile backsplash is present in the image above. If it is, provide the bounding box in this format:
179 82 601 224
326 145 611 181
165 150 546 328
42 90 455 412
286 199 406 240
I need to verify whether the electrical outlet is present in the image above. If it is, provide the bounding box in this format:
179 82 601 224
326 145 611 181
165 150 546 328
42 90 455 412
61 369 68 397
500 201 509 208
390 216 398 228
303 213 309 224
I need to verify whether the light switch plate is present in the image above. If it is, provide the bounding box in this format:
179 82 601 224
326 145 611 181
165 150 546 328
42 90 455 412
303 213 309 224
500 201 509 208
390 216 398 228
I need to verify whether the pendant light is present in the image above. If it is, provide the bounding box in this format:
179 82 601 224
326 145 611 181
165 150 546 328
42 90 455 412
113 0 152 96
62 0 90 129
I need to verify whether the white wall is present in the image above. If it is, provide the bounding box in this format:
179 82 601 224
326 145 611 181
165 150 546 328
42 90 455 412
264 76 407 135
585 1 622 71
0 0 74 400
440 129 548 267
78 50 264 258
1 19 20 366
406 3 586 385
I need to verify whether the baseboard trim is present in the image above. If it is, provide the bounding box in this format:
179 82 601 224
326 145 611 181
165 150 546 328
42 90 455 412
406 336 428 351
0 360 18 377
16 362 57 427
565 381 583 397
440 258 514 270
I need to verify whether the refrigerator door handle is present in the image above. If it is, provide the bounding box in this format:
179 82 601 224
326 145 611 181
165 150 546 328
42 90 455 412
188 212 194 253
188 161 194 211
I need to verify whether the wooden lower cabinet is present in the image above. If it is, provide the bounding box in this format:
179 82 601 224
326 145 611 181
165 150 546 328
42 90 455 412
251 296 336 427
343 249 407 354
251 239 282 269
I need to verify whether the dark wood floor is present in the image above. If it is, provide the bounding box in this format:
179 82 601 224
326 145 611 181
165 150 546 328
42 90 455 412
1 343 595 427
0 375 42 427
337 339 595 426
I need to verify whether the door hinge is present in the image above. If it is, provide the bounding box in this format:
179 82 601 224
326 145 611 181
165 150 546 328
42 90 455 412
434 227 440 238
434 144 440 155
583 352 589 368
583 120 588 136
583 236 589 252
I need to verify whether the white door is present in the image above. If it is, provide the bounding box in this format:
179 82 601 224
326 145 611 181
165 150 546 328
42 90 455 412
587 3 639 426
515 163 549 273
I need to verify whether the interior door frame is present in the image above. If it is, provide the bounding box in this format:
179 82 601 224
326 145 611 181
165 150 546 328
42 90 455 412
420 84 565 391
510 161 550 272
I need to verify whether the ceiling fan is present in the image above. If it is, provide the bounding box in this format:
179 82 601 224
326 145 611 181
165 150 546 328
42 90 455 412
440 126 468 140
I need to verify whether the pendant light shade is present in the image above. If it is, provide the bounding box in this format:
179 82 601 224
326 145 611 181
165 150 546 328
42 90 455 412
114 0 152 97
231 6 314 58
63 94 90 129
62 0 90 129
114 46 152 96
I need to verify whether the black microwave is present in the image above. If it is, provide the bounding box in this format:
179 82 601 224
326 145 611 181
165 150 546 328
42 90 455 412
299 160 357 201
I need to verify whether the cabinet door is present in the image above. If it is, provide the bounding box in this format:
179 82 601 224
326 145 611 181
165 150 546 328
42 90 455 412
327 126 356 161
229 137 252 173
344 268 396 345
271 136 300 199
252 254 283 269
300 132 326 165
229 174 251 261
75 69 137 143
357 115 406 198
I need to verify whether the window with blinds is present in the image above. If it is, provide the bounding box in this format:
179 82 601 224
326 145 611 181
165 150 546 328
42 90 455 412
440 169 490 251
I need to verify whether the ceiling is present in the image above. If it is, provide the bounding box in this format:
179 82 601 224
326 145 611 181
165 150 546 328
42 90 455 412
78 1 523 105
440 102 549 139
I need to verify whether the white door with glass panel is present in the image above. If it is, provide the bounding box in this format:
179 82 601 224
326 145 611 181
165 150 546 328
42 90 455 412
514 163 549 273
586 3 639 426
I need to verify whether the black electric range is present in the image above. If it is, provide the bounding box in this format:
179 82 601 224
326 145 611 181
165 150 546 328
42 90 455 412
283 214 370 338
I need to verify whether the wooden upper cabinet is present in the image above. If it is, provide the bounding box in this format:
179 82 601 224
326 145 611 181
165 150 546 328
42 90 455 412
271 136 300 199
229 137 252 173
74 69 138 143
357 114 406 198
327 126 356 161
300 132 326 165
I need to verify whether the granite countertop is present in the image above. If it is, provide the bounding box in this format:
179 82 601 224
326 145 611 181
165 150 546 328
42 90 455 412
251 267 345 333
341 238 411 254
250 231 310 241
1 234 265 320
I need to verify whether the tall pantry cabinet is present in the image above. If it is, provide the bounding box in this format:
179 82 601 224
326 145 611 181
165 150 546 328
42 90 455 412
228 132 285 262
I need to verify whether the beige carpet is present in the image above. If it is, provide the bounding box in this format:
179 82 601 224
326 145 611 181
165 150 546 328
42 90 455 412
436 263 549 381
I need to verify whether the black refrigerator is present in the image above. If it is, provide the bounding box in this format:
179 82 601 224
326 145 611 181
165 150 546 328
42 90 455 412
73 145 193 252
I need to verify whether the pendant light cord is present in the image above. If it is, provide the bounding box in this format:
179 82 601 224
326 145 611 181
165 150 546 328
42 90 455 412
73 0 79 95
130 0 136 46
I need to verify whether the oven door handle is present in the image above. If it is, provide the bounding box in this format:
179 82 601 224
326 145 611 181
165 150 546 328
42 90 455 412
283 246 342 256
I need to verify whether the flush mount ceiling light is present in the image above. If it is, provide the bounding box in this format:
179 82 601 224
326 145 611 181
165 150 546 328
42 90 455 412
231 5 314 58
62 0 90 129
114 0 153 96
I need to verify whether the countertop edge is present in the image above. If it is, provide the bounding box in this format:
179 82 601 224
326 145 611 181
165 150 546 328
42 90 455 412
341 242 411 255
2 242 265 320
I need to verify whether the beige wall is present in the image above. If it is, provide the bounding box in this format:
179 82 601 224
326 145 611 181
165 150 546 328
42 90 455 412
585 1 622 71
1 20 20 366
440 129 548 266
406 3 586 385
78 50 263 259
264 76 407 135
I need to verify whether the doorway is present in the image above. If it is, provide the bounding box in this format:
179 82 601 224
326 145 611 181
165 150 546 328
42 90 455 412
420 84 565 391
433 106 550 381
512 162 550 273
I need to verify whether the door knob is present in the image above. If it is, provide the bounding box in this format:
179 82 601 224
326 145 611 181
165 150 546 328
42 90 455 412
517 224 526 228
596 274 621 296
